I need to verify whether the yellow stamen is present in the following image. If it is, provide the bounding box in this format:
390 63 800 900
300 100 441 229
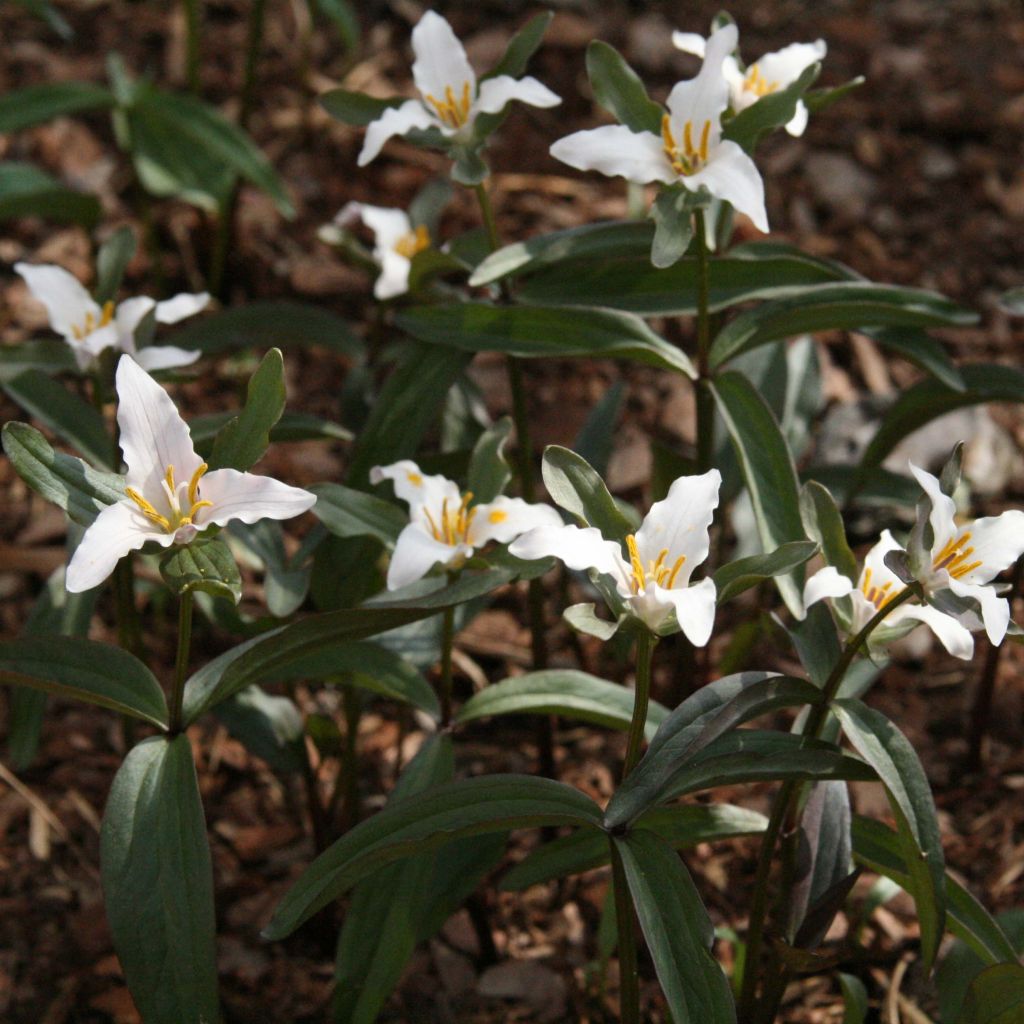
394 224 431 259
743 64 779 98
933 531 983 580
626 534 646 594
699 120 710 162
666 556 686 589
124 460 212 534
424 506 442 541
488 509 508 524
188 463 208 506
125 487 171 531
424 80 473 129
626 535 686 593
661 115 713 177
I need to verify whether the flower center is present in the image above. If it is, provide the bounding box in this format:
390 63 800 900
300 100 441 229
932 531 982 580
859 566 901 611
661 115 711 176
393 224 431 259
71 300 115 341
742 63 779 98
424 81 472 129
423 492 475 546
626 534 685 595
125 462 212 534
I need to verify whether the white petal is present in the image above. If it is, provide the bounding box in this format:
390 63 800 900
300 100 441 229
375 250 412 300
114 296 157 341
115 355 202 494
952 509 1024 586
888 602 975 660
665 23 737 140
475 75 560 115
909 463 958 559
801 565 854 617
79 322 120 359
14 262 97 339
671 31 706 57
687 141 768 232
634 469 721 586
948 576 1011 646
387 523 466 590
370 460 460 511
358 99 436 166
550 126 676 185
757 40 827 88
469 496 563 546
197 468 316 529
131 345 202 371
154 292 210 324
860 529 907 594
411 10 476 105
65 501 167 592
509 523 630 590
785 101 810 137
647 576 717 645
358 205 414 252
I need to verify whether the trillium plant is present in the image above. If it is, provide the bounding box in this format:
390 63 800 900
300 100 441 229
2 8 1022 1024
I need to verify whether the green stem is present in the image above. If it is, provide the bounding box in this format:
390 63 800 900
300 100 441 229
474 181 501 254
168 591 194 734
623 631 656 779
738 586 919 1021
610 841 640 1024
693 208 714 474
182 0 202 93
440 601 455 727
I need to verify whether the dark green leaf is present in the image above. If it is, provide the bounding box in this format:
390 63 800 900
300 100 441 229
542 445 633 542
309 0 360 50
651 187 697 269
804 77 866 115
713 541 818 604
263 774 603 940
482 12 553 80
786 602 842 687
310 482 406 545
100 735 219 1024
0 162 100 226
227 520 310 618
800 481 858 584
450 144 489 186
839 973 868 1024
867 326 964 392
961 965 1024 1024
585 41 662 134
804 464 921 510
94 225 137 305
193 409 351 448
159 536 242 604
319 89 405 126
214 685 305 774
0 81 115 132
574 380 625 477
616 831 736 1022
0 340 76 382
466 416 512 504
395 302 696 377
723 63 820 152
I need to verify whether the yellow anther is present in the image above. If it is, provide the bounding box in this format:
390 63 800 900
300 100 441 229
125 487 171 531
488 509 508 524
407 471 423 486
683 120 694 156
188 462 208 506
165 464 177 492
425 80 472 129
394 224 431 259
933 531 983 580
626 534 645 594
743 64 779 98
699 120 710 162
661 115 712 177
424 506 442 541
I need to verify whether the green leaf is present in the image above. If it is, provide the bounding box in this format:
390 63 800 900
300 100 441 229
722 62 820 152
482 12 553 81
867 326 964 392
786 603 842 687
214 685 306 774
517 248 849 315
11 0 73 39
395 302 696 377
804 465 921 510
2 370 114 468
0 339 76 381
563 602 621 641
709 282 975 369
169 301 363 357
832 699 946 968
651 187 697 269
804 76 866 114
192 410 352 449
319 89 405 126
456 670 669 738
159 536 242 604
0 81 115 133
0 636 167 728
100 735 219 1024
450 144 489 186
574 379 625 477
585 41 662 134
839 973 868 1024
607 673 824 827
800 481 858 584
541 445 633 542
961 965 1024 1024
713 541 818 604
263 774 603 940
711 371 806 615
851 815 1017 966
0 161 100 226
999 287 1024 316
207 348 286 471
309 482 406 545
181 569 512 722
227 520 310 618
2 422 123 525
94 225 137 305
308 0 360 49
616 831 736 1023
466 416 512 504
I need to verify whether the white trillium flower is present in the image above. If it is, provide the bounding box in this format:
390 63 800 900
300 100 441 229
907 463 1024 647
65 357 316 593
371 459 562 591
672 30 826 136
15 262 207 372
801 529 975 660
549 24 767 232
325 202 431 300
358 10 561 166
509 470 721 643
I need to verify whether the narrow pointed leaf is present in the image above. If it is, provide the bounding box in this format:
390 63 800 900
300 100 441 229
722 62 820 152
0 339 77 381
713 541 818 604
800 481 858 584
961 965 1024 1024
483 11 553 80
208 348 286 471
309 482 406 545
0 81 114 132
866 326 964 391
0 162 100 226
214 686 305 775
585 41 663 134
94 225 137 304
542 444 633 542
319 89 405 126
466 416 513 504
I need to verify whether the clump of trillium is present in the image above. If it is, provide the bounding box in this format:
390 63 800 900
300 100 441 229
550 24 767 233
65 356 316 592
358 10 560 168
510 470 721 643
672 26 826 136
371 459 562 591
15 261 207 372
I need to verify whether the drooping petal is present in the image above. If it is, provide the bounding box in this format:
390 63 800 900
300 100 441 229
801 565 854 616
509 523 629 589
947 509 1024 586
634 469 721 587
948 576 1011 646
370 460 460 511
65 501 169 592
155 292 210 324
550 126 676 185
909 463 958 561
757 40 827 88
888 602 975 660
114 296 158 342
648 576 717 645
387 523 467 590
131 345 202 371
665 23 737 145
375 250 413 300
686 140 768 232
358 99 436 166
469 496 562 547
115 355 202 494
475 75 560 115
197 468 316 529
671 31 707 57
14 262 98 339
411 10 477 107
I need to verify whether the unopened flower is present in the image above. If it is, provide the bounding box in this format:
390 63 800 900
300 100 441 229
510 470 721 642
550 25 767 232
358 10 560 166
672 30 825 136
66 357 316 592
15 262 206 372
371 459 562 590
802 529 974 659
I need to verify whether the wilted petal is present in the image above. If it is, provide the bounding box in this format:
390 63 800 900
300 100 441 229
550 126 676 185
509 523 628 586
14 262 98 339
687 140 768 232
650 576 717 645
132 345 202 371
889 602 974 660
155 292 210 324
370 460 460 511
65 501 168 592
801 565 854 617
388 523 466 589
470 496 562 546
197 468 315 529
359 99 436 166
475 75 560 114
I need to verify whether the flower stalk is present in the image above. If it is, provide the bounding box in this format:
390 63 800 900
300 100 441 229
693 208 715 475
623 630 656 779
168 591 194 735
439 599 456 728
610 842 640 1024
